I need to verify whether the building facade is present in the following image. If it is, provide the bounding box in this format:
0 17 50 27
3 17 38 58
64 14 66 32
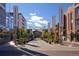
13 6 19 28
0 3 6 27
6 12 26 30
6 12 14 30
63 4 79 42
74 4 79 41
18 13 26 29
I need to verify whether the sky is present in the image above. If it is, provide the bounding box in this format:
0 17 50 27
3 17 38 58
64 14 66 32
6 3 73 29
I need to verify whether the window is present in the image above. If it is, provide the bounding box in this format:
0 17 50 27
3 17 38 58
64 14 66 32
77 9 79 14
76 7 79 14
74 4 78 6
70 13 73 19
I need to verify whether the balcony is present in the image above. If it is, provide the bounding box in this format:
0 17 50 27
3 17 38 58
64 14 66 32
0 4 5 10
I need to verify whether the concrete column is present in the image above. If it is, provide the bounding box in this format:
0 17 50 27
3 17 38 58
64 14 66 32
52 16 56 40
13 5 19 41
66 13 70 42
48 22 50 33
52 16 56 33
59 7 64 43
13 5 19 28
73 7 76 42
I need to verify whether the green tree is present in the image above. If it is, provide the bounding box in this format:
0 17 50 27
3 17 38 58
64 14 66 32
16 28 29 44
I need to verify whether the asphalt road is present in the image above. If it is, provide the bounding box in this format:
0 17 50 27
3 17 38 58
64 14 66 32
0 43 32 56
0 41 47 56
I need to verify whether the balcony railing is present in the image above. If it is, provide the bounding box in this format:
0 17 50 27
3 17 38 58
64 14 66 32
0 4 5 10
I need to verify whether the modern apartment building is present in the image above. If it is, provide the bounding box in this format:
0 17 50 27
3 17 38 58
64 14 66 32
74 4 79 41
6 12 14 29
18 13 26 29
0 3 6 27
6 12 26 30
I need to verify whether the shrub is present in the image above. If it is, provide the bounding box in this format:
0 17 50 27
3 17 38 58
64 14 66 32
48 33 52 44
53 32 59 44
16 38 26 44
42 31 54 44
42 30 60 44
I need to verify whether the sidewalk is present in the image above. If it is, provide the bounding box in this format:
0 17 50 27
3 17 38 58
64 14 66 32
63 41 79 47
17 38 79 51
16 38 79 56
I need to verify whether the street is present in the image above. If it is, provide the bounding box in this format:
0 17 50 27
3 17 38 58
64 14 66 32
0 41 33 56
0 41 47 56
0 38 79 56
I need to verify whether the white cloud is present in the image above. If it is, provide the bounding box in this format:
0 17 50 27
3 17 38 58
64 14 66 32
27 21 32 24
29 15 48 24
41 20 48 25
34 22 42 27
29 13 36 16
27 15 48 28
31 16 43 20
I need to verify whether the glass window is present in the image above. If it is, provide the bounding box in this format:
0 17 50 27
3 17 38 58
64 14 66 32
77 7 79 14
77 9 79 14
70 13 72 19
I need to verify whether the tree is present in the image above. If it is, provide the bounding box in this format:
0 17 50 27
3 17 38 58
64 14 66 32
16 28 29 44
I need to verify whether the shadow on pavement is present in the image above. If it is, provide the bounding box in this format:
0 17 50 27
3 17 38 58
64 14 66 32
27 44 40 47
0 42 47 56
0 45 32 56
20 47 48 56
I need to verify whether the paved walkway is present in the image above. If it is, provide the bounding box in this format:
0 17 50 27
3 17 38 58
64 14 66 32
18 38 79 56
20 38 79 51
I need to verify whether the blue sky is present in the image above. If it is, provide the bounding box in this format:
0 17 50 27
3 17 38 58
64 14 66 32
6 3 73 29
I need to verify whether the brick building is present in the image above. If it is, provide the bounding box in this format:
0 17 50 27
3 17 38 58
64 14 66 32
63 4 79 42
